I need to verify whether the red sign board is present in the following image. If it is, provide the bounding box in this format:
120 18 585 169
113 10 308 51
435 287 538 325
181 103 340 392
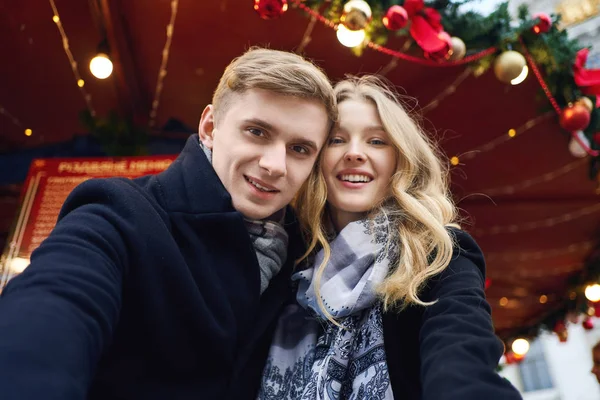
0 156 176 290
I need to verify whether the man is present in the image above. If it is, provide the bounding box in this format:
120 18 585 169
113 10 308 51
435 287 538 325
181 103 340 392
592 341 600 384
0 48 336 399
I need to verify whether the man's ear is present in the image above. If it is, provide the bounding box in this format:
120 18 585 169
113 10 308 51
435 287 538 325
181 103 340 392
198 105 215 149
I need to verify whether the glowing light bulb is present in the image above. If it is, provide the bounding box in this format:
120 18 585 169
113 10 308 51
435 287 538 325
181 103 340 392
511 338 530 356
89 53 113 79
585 284 600 302
336 25 365 48
10 257 30 273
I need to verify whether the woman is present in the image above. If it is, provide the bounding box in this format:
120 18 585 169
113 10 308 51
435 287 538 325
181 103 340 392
258 76 521 400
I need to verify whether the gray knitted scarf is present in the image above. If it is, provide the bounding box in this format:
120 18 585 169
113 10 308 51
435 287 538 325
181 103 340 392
258 213 399 399
200 141 288 294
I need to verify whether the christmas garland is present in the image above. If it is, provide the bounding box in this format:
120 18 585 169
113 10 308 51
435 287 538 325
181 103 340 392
254 0 600 358
255 0 600 183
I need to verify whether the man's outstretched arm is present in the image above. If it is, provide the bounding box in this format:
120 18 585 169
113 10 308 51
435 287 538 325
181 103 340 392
0 180 134 400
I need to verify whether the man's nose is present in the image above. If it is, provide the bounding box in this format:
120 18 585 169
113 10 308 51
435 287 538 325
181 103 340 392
259 145 287 178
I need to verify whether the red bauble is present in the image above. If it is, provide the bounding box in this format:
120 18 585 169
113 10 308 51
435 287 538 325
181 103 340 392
505 352 517 364
560 104 591 132
557 330 569 342
583 317 594 330
485 278 491 290
532 13 552 34
254 0 288 20
383 5 408 31
424 32 452 61
505 351 524 364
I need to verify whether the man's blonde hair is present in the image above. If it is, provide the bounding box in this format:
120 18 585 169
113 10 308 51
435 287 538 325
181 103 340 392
212 47 337 125
294 76 460 324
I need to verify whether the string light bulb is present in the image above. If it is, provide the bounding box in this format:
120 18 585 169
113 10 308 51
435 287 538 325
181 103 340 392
77 79 85 87
24 128 32 136
450 156 459 166
49 0 95 115
508 128 516 137
511 338 530 356
89 53 113 79
336 24 365 47
585 283 600 302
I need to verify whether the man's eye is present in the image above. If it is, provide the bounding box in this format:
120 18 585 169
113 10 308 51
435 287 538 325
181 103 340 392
248 128 264 137
291 145 309 154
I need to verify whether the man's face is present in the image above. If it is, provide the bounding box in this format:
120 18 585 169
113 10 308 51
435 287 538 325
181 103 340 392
592 348 600 384
199 89 330 220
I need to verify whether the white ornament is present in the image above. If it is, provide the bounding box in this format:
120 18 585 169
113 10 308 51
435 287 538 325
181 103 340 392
568 130 590 158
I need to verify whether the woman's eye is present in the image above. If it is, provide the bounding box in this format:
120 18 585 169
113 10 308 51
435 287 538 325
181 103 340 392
370 139 386 145
328 137 344 145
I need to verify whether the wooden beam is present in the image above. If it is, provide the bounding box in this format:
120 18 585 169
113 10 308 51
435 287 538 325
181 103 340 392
95 0 148 123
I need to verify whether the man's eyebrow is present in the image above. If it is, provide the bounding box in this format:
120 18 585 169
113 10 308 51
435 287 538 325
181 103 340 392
242 118 276 131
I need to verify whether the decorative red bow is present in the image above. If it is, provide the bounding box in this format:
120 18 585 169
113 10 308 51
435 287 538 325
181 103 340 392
573 48 600 107
403 0 448 54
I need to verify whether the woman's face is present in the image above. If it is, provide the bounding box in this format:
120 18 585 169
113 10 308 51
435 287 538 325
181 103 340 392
322 99 398 231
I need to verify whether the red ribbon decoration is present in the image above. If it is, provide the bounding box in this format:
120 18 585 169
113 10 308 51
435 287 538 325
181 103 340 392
292 0 495 67
574 48 600 107
403 0 448 54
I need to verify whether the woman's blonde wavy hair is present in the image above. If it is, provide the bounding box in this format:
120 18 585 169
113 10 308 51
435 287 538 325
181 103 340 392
293 75 459 322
